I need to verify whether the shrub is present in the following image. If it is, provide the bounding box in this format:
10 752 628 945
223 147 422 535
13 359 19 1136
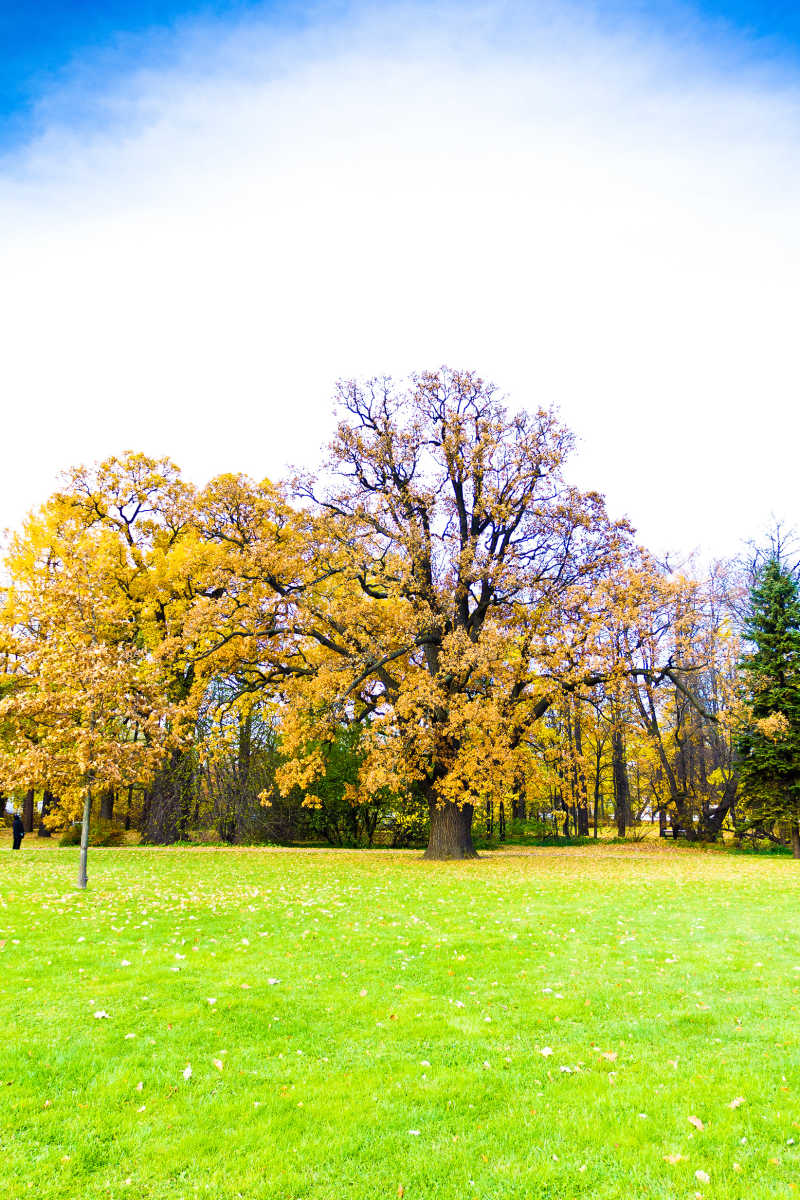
58 820 126 847
58 824 81 846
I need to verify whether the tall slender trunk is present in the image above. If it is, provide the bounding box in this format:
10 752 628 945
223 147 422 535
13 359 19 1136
593 737 603 838
22 789 34 833
236 711 253 844
612 726 629 838
572 702 590 836
792 821 800 860
78 788 92 890
424 799 477 860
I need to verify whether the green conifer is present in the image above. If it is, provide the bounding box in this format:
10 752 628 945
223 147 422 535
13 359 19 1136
737 557 800 855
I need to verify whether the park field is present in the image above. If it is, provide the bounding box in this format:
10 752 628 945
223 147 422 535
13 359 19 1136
2 842 800 1200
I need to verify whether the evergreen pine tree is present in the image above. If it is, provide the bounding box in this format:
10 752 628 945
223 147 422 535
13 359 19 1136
737 556 800 855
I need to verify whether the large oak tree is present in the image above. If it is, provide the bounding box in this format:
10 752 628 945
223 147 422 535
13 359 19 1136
195 369 637 858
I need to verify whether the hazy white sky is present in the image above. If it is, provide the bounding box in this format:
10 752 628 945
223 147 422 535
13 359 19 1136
1 0 798 560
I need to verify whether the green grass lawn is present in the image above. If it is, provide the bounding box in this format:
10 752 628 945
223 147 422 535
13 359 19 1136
2 840 800 1199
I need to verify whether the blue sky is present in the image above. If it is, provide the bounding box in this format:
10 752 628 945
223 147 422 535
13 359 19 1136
0 1 269 142
3 1 800 142
1 0 799 558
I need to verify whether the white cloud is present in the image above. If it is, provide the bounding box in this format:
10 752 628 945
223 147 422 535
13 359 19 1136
1 0 799 558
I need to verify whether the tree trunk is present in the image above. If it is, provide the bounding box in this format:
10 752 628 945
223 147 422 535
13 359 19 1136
38 790 54 836
697 771 738 841
792 822 800 860
593 738 603 838
100 790 115 821
572 702 590 835
612 727 629 837
22 789 34 833
424 800 478 860
78 788 92 890
577 803 589 837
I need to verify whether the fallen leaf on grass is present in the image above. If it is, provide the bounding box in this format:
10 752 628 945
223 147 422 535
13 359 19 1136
695 1169 710 1183
688 1115 704 1130
212 1059 224 1072
664 1154 687 1165
183 1064 192 1081
729 1096 745 1109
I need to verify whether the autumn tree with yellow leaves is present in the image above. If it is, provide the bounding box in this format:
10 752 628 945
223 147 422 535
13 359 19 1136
189 369 644 857
0 499 178 885
54 453 209 843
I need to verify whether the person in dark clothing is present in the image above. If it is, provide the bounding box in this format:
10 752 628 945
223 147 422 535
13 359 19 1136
12 812 24 850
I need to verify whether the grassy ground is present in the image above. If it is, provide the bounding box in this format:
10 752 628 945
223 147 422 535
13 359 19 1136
2 840 800 1199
